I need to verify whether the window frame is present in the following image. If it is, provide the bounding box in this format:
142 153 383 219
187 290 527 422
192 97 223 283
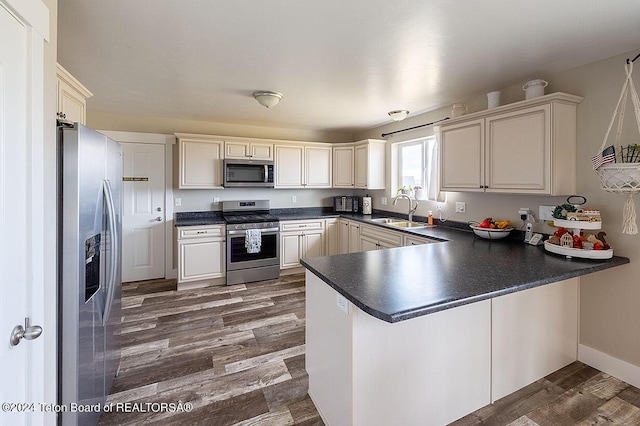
392 135 437 200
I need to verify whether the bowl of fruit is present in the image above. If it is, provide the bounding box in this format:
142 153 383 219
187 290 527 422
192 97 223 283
469 218 514 240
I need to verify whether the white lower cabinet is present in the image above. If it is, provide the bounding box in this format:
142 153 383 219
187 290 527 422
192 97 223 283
359 224 402 251
280 220 325 269
338 219 362 254
177 225 226 283
324 218 340 256
403 234 437 246
306 271 580 426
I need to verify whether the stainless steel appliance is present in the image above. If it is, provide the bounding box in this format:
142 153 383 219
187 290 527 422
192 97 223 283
333 196 360 213
223 200 280 285
58 123 122 426
223 159 274 188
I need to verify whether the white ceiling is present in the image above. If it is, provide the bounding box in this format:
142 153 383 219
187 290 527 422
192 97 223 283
57 0 640 134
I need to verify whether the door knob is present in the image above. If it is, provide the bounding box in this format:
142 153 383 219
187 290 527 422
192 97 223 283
155 217 162 222
10 317 43 346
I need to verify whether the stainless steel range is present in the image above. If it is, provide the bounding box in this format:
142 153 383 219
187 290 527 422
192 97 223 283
223 200 280 285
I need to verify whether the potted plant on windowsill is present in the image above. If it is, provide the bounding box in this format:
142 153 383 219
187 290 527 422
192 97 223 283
413 186 423 200
397 185 413 196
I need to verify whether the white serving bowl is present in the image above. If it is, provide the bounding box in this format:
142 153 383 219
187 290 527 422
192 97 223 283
469 224 514 240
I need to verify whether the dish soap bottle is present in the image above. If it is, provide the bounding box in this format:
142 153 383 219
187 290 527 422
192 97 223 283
427 210 434 226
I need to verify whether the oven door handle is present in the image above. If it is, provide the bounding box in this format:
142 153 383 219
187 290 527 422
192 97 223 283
227 227 280 236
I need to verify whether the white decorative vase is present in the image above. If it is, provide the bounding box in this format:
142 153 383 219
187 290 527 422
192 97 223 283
414 189 424 199
523 79 548 99
487 91 501 108
451 103 467 118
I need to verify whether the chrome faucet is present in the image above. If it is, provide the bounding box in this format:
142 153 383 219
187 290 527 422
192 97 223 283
392 194 418 222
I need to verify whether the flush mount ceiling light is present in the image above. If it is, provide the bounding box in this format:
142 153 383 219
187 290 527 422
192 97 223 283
253 90 283 108
388 110 410 121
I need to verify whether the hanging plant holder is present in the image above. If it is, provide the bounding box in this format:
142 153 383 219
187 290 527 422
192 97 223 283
592 56 640 234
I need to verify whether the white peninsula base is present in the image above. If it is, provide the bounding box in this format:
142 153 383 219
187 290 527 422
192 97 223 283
305 271 578 426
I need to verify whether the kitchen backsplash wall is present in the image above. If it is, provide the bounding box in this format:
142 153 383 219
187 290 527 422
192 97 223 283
174 188 354 212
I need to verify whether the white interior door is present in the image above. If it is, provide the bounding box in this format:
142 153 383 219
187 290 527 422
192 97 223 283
1 1 49 424
121 142 166 282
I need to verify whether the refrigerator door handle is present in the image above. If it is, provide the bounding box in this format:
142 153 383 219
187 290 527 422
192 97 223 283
102 179 118 326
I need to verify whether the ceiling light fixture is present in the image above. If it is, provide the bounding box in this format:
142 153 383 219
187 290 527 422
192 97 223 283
388 110 410 121
253 90 283 108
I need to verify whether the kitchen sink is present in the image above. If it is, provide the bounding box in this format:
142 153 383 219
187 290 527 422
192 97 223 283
369 218 404 224
387 221 429 229
369 218 430 229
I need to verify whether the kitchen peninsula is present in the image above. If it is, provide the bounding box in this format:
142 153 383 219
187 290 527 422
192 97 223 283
300 227 629 426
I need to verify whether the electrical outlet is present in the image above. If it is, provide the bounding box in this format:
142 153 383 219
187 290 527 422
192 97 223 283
455 202 466 213
291 195 297 203
174 198 182 207
336 294 349 314
539 205 555 221
213 197 220 204
436 204 443 212
381 197 387 206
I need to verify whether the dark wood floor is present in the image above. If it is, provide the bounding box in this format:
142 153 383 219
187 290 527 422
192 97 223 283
99 274 640 426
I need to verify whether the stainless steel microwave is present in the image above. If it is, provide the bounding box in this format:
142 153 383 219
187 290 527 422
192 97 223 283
223 159 274 188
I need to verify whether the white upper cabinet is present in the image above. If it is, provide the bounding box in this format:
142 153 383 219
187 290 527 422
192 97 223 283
275 145 304 187
354 139 386 190
333 145 355 188
56 63 93 125
440 119 485 191
275 143 332 188
305 145 332 188
175 133 224 189
224 140 273 160
438 93 582 195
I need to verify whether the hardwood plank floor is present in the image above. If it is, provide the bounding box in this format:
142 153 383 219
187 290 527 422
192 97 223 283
99 274 640 425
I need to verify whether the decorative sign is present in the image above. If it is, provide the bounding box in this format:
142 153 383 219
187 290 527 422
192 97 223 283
122 177 149 182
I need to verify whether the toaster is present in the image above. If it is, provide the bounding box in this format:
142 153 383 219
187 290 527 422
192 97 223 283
333 196 360 213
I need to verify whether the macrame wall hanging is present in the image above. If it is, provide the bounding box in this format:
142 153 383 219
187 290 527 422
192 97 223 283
592 53 640 235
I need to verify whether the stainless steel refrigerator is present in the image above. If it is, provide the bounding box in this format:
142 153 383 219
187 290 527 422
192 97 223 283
57 123 122 426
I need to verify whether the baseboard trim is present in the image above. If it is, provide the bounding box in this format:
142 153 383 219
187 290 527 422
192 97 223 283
578 344 640 388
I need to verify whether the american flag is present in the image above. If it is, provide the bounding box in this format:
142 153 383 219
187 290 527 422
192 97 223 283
592 145 616 170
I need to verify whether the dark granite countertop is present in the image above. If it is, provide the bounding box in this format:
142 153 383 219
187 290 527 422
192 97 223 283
175 207 340 227
175 208 630 323
175 211 225 226
300 225 630 323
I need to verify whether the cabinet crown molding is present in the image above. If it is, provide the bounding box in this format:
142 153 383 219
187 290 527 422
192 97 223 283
56 63 93 99
436 92 583 128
